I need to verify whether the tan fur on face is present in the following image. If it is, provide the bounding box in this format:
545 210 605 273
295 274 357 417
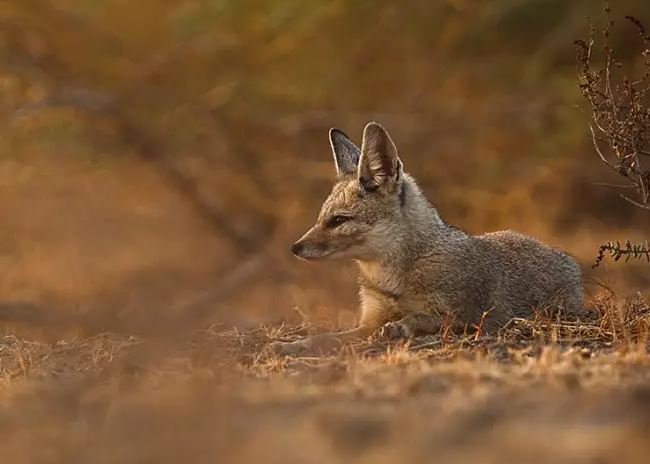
293 178 383 261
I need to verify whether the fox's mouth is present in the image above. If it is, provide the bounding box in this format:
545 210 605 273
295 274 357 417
293 253 321 262
291 242 347 261
293 249 334 261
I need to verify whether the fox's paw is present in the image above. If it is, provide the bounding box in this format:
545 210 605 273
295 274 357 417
379 320 414 340
269 339 312 356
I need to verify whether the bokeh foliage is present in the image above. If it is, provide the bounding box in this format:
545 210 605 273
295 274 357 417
1 0 649 332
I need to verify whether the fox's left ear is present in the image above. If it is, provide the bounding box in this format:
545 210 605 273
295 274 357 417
358 122 403 191
330 128 360 177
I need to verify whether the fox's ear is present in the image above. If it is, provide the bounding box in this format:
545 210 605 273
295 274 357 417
329 128 360 176
358 122 402 191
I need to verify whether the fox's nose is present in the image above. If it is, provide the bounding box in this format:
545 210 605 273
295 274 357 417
290 242 304 256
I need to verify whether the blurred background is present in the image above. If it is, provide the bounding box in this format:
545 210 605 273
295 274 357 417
1 0 649 339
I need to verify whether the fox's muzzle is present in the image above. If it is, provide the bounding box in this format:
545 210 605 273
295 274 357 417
290 232 331 260
290 241 305 257
290 239 321 261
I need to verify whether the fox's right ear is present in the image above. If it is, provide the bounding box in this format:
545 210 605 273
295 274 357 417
329 128 360 177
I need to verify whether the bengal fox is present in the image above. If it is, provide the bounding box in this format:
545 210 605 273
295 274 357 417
274 122 582 354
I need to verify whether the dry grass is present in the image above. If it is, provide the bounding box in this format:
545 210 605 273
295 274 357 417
1 293 650 463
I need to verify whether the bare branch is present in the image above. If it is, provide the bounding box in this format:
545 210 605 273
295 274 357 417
591 182 636 189
619 193 650 210
590 124 613 167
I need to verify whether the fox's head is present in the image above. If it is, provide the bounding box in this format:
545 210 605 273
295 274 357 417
291 122 410 262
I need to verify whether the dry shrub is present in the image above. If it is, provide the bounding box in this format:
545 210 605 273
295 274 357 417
575 3 650 268
575 6 650 210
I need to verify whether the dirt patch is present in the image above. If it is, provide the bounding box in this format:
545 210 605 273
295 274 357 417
1 296 649 463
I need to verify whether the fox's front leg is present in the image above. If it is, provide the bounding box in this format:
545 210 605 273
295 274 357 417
270 325 376 355
380 312 451 339
270 293 395 355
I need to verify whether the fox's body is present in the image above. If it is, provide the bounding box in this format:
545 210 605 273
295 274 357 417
279 122 582 353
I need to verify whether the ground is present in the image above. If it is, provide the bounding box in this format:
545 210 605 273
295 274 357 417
1 294 650 464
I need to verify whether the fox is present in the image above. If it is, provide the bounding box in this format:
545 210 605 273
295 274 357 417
273 122 583 355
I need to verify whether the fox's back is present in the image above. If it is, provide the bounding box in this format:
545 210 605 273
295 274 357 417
476 230 582 315
405 228 583 330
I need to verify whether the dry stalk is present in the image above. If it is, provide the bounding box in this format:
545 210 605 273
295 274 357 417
594 239 650 268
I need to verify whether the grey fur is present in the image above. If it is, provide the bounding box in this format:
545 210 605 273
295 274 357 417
289 122 583 345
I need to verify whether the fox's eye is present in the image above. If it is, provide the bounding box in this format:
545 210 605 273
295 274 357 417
326 215 352 228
